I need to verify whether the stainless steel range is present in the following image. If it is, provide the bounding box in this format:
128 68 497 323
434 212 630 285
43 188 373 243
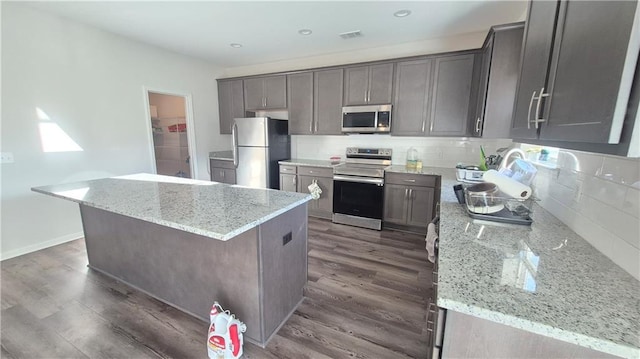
332 147 392 230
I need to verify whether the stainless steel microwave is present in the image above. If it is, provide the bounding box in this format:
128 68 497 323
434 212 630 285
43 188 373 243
342 104 391 133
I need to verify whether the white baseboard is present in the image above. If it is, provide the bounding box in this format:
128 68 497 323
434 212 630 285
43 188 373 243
1 232 84 261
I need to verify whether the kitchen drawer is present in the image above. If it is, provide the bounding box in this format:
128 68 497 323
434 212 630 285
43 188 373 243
385 172 437 187
279 165 297 174
210 159 235 170
297 166 332 178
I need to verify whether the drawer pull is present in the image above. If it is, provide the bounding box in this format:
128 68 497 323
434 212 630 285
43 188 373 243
403 179 416 183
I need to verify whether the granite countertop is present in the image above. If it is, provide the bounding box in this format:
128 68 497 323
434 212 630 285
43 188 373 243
209 150 233 160
279 159 342 168
429 168 640 358
32 173 311 241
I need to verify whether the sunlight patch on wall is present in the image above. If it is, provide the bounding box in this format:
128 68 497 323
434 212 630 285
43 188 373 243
36 107 83 153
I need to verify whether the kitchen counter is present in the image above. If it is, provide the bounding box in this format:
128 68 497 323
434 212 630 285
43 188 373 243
32 173 311 241
430 168 640 358
279 159 341 168
209 150 233 160
32 173 311 347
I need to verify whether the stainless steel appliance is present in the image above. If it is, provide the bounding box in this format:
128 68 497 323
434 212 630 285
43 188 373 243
332 147 392 230
231 117 290 189
342 104 392 133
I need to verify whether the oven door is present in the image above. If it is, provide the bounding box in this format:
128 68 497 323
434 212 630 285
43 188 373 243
332 176 384 219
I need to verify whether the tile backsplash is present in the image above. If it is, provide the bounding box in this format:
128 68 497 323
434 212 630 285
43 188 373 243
524 145 640 280
292 135 513 168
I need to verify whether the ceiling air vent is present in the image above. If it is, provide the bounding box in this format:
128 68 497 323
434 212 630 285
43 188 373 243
339 30 363 39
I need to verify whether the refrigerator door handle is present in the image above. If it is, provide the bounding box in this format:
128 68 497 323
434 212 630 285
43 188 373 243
232 123 239 168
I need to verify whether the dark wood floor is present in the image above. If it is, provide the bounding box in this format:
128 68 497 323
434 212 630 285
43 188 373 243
1 218 434 358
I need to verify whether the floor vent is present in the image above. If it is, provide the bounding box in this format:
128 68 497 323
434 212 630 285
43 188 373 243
339 30 363 39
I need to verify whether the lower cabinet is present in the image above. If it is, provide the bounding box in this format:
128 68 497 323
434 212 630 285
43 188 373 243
441 311 620 359
279 173 297 192
210 159 236 184
297 175 333 219
279 164 333 219
383 173 439 233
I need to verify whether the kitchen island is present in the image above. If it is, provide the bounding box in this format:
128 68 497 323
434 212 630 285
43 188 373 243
32 173 312 347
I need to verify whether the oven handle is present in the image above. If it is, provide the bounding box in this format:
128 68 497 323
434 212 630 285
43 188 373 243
333 175 384 186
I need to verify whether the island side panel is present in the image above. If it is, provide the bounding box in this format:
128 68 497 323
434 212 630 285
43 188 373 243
79 205 263 343
259 203 308 342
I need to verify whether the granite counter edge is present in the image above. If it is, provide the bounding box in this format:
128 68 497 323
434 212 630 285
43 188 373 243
32 187 312 241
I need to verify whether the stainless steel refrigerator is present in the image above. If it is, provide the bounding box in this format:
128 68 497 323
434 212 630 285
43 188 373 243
231 117 290 189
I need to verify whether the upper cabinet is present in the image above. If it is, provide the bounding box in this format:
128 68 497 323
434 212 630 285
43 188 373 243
512 0 639 144
344 63 394 106
429 54 476 136
473 24 525 138
314 69 344 135
392 59 433 136
286 69 344 135
244 75 287 110
217 79 245 134
287 72 314 135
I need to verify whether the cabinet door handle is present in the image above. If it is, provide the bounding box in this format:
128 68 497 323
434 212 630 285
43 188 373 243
221 170 225 179
409 188 413 199
475 117 481 133
533 87 550 129
367 90 370 103
527 91 537 129
404 188 409 199
293 176 296 186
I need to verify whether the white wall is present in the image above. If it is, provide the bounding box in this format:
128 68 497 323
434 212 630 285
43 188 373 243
528 147 640 279
0 3 230 259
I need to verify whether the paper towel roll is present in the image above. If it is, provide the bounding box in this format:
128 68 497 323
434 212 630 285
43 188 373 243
483 170 532 199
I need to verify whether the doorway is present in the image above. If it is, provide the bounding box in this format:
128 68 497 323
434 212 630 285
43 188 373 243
144 89 197 179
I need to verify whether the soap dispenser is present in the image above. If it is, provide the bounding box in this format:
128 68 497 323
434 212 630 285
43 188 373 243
406 147 419 169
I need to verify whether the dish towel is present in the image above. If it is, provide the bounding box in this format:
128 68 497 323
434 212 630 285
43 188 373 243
425 223 438 264
308 181 322 200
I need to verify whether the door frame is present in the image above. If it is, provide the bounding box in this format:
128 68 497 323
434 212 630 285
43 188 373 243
142 87 198 179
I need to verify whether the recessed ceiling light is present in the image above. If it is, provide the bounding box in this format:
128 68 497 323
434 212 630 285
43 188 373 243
298 29 313 36
394 9 412 18
230 43 242 48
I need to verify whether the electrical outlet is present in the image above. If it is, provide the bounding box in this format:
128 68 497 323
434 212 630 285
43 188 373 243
0 152 14 164
282 232 292 246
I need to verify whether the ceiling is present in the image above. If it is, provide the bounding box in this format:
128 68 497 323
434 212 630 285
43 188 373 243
24 1 527 68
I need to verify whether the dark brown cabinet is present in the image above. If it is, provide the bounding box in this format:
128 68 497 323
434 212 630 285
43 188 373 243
383 172 439 233
392 59 433 136
344 63 394 106
217 79 244 134
473 23 525 138
244 75 287 110
429 54 476 136
210 159 236 184
512 0 638 145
